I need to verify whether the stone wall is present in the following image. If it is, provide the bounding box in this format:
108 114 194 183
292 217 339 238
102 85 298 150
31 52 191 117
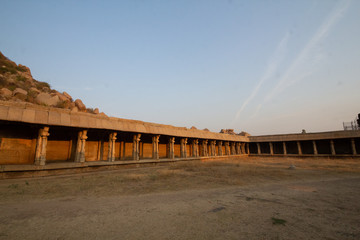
0 101 359 171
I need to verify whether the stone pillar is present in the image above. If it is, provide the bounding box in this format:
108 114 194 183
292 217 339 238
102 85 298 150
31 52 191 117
330 140 336 155
225 142 230 155
283 142 287 155
351 138 357 155
213 140 217 156
107 132 117 162
74 130 88 163
256 143 261 155
297 141 302 155
236 143 241 155
246 143 249 154
34 126 50 166
152 135 160 160
168 137 175 159
312 140 318 155
218 141 223 156
192 139 199 157
180 138 188 158
230 142 236 155
133 134 141 160
269 142 274 155
201 140 208 156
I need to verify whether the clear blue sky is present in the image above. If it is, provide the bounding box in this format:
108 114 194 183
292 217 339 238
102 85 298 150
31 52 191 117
1 0 359 135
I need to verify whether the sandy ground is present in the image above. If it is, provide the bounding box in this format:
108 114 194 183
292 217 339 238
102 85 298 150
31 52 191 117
0 157 360 240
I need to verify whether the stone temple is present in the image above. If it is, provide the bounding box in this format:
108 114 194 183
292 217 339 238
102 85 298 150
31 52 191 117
0 100 359 177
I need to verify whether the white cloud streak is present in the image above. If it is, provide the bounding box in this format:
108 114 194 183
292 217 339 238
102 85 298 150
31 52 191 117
234 32 290 121
263 0 351 104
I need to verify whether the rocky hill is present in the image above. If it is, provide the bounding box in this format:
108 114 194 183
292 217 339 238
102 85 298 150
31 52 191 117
0 51 103 115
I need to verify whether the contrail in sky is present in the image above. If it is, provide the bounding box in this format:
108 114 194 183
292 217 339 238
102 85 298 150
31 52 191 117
234 32 290 121
263 0 351 104
233 0 351 124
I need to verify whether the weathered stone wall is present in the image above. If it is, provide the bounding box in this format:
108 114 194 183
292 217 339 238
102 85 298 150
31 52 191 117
159 143 167 158
124 142 133 160
141 143 153 159
0 101 359 172
0 124 37 164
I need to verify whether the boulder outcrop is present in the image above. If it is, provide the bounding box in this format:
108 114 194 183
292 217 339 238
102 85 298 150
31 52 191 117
0 51 102 115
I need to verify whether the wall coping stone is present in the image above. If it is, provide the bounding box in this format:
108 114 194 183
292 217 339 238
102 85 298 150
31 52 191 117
0 101 248 142
249 130 360 142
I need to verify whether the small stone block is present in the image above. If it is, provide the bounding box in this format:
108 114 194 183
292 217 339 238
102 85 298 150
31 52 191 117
48 111 61 125
95 118 102 128
0 105 9 120
34 110 49 124
8 108 23 121
70 114 80 127
60 113 71 126
101 119 111 129
22 109 36 122
87 116 96 127
79 116 89 127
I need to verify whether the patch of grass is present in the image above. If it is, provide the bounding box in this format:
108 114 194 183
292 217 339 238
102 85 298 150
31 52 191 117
16 65 28 72
56 100 68 109
7 85 16 91
16 75 27 82
0 76 7 87
271 217 287 225
86 108 96 114
0 66 16 74
28 89 38 97
37 81 50 90
149 173 159 181
8 184 19 189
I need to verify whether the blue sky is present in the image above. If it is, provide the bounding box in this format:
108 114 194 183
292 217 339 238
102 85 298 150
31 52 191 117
1 0 359 135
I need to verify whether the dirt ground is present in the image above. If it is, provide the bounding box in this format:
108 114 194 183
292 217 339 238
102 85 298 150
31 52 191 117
0 157 360 240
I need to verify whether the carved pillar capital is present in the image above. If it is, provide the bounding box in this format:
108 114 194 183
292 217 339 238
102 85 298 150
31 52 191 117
152 135 160 143
133 134 141 143
80 130 88 140
39 126 50 138
109 132 117 141
181 138 188 145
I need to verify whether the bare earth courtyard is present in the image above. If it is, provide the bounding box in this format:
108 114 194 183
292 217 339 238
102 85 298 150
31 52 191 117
0 157 360 240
